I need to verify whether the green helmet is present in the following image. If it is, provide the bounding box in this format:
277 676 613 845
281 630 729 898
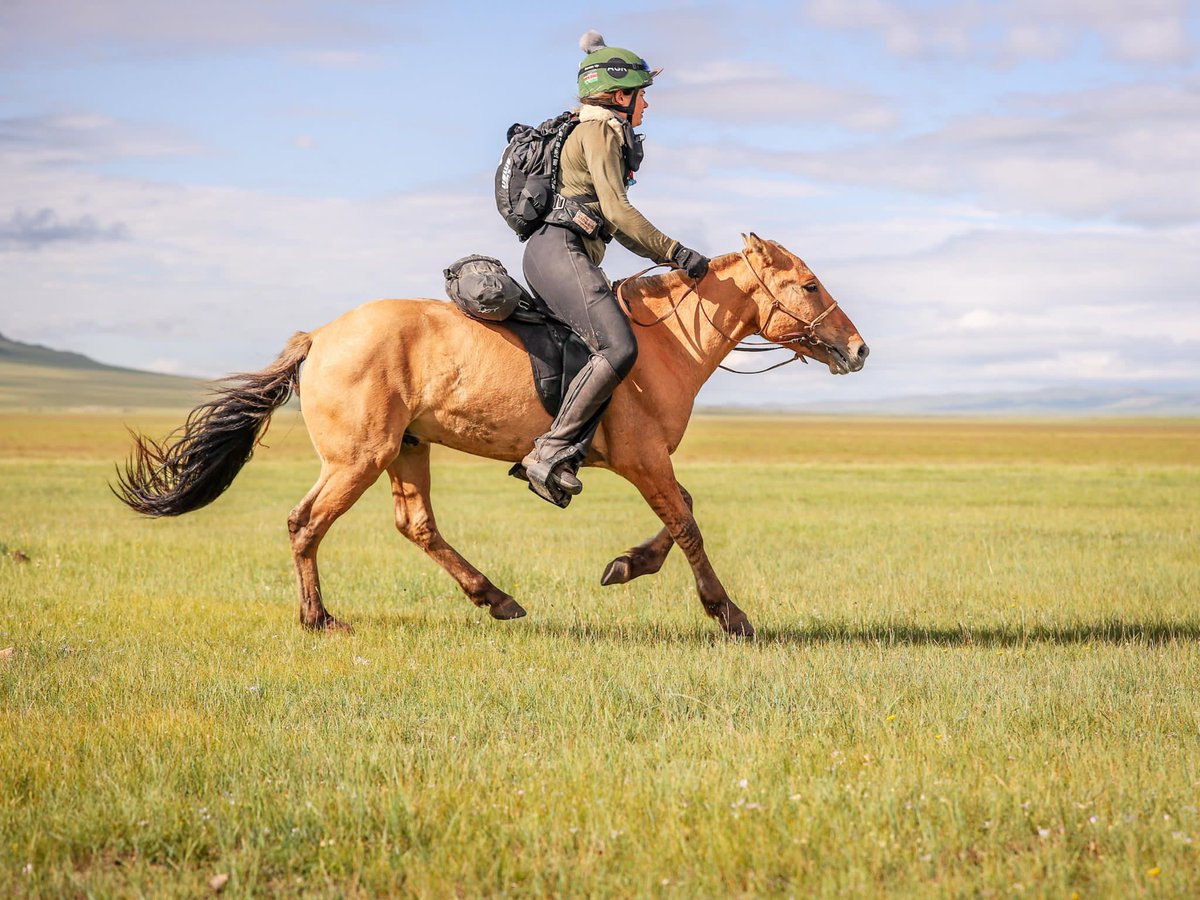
577 31 662 99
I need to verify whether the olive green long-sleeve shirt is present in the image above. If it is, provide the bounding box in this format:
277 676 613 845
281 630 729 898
556 105 679 267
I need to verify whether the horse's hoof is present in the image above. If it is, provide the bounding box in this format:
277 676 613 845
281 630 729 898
303 614 355 634
601 556 632 586
488 596 527 621
711 605 755 639
725 615 755 639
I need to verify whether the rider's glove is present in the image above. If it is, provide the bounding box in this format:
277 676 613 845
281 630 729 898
672 244 709 280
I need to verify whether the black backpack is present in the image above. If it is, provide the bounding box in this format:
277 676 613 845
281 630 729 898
495 111 579 241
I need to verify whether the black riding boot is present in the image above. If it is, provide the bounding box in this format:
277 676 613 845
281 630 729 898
521 354 621 504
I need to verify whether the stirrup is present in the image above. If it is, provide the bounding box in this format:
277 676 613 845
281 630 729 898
510 461 573 508
510 442 582 508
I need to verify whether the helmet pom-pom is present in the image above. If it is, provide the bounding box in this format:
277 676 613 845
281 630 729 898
579 30 607 55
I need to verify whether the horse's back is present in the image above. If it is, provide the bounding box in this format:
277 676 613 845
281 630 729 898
300 298 549 463
310 298 517 355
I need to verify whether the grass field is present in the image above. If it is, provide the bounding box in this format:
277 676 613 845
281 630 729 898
1 411 1198 896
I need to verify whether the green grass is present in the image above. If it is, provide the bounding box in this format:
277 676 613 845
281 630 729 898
1 412 1198 896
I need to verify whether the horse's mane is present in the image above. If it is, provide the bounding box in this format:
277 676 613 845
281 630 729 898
621 251 741 296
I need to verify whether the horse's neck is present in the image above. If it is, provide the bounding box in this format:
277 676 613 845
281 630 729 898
623 255 757 392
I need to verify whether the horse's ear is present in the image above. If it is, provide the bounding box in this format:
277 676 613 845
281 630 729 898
744 232 772 262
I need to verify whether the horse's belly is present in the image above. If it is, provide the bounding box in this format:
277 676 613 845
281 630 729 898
381 302 558 460
408 392 550 463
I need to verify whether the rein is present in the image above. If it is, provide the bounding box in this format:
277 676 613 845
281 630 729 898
614 252 839 374
614 263 696 327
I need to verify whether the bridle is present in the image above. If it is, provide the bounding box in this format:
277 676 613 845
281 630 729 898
615 251 840 374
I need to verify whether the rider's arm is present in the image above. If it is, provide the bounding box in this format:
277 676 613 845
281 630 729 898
612 230 658 259
578 122 679 265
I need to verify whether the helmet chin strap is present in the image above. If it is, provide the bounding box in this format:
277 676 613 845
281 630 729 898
603 87 639 120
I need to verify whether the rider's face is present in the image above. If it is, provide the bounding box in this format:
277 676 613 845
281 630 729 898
615 89 649 127
631 90 648 127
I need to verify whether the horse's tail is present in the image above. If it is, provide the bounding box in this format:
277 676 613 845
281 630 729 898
114 331 313 517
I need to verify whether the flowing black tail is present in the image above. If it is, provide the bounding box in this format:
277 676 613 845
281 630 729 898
113 332 312 517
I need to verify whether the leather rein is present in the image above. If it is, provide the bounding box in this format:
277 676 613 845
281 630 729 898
614 251 839 374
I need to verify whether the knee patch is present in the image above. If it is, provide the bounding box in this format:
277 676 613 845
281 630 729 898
606 335 639 380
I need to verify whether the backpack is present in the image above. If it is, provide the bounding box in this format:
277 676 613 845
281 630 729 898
495 111 579 241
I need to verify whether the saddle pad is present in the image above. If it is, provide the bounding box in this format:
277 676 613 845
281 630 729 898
504 316 591 417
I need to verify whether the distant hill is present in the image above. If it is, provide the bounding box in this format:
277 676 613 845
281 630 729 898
0 332 207 411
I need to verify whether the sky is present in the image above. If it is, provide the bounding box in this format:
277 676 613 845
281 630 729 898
2 0 1199 407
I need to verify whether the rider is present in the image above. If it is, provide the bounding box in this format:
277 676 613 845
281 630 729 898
520 30 710 502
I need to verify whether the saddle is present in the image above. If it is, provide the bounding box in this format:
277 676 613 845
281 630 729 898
441 255 608 506
442 254 593 417
504 294 591 418
501 294 608 503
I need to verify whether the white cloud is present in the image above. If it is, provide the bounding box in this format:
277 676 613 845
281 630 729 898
683 82 1200 226
801 0 1195 65
0 115 199 166
294 50 384 69
0 0 401 63
654 61 899 131
957 309 1003 332
0 112 509 375
811 226 1200 391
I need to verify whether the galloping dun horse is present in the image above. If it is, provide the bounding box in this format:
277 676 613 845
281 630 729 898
117 234 868 638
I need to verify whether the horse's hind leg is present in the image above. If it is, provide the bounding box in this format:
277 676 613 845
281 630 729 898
601 483 692 586
288 460 381 632
387 442 526 620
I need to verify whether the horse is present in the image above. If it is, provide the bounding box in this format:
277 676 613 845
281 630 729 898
115 233 868 638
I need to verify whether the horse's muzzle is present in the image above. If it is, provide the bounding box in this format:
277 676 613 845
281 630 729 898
830 337 869 374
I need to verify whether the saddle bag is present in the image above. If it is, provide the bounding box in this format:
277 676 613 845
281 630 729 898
443 255 530 322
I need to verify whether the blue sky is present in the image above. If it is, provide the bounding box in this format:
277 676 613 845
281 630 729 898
2 0 1199 406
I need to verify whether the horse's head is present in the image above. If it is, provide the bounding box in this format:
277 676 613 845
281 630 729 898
738 233 868 375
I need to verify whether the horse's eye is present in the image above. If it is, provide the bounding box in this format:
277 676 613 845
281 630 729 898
803 281 819 293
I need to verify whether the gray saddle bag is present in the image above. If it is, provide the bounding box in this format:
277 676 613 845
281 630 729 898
443 255 530 322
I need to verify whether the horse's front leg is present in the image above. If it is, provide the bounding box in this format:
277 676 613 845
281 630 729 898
600 483 692 586
617 461 753 637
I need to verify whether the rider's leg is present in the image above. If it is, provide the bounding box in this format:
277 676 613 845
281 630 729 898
524 354 620 494
521 224 637 494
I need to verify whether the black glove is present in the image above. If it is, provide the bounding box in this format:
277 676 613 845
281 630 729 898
672 244 709 279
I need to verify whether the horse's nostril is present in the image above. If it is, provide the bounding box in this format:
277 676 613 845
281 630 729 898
857 343 870 361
